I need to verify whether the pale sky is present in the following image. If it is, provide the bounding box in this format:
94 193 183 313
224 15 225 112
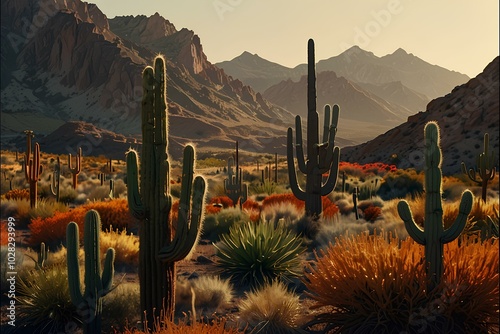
91 0 499 78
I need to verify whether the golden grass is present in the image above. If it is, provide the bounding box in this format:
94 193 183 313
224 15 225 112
304 231 499 333
122 315 242 334
100 227 139 266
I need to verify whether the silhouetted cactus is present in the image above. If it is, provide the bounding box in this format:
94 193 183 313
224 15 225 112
50 157 61 202
461 132 496 202
287 39 340 218
67 210 115 334
353 187 359 220
68 147 82 189
126 55 206 325
26 242 49 270
398 122 473 292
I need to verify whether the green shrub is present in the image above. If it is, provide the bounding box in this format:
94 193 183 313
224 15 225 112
215 221 305 289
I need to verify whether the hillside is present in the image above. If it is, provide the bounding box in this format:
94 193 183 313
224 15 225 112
341 57 499 175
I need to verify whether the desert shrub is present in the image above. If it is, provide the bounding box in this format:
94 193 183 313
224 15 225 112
238 280 304 334
362 205 382 222
208 195 234 208
304 232 499 333
29 206 87 247
3 188 30 201
100 227 139 268
261 201 303 227
84 198 135 230
123 316 242 334
202 207 249 241
378 169 424 200
215 221 305 289
15 264 80 333
102 282 141 332
261 193 304 210
176 276 233 317
28 198 69 219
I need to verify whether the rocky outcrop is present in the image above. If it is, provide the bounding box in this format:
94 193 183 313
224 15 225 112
341 57 499 175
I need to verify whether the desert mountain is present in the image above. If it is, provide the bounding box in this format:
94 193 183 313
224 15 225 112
1 0 296 158
218 47 469 100
341 57 499 175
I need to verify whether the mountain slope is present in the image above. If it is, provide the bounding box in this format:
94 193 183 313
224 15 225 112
341 57 499 175
0 0 296 157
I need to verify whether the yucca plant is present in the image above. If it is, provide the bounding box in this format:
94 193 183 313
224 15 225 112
214 221 305 289
304 231 499 333
16 264 80 333
238 280 306 334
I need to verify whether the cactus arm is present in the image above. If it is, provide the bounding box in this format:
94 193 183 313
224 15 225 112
159 176 205 262
294 116 307 174
322 105 331 144
66 221 84 306
126 150 145 219
101 248 116 294
442 190 473 243
320 146 340 196
397 201 425 245
287 127 307 201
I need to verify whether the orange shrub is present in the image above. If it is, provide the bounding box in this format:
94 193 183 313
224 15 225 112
363 205 382 222
28 199 135 247
208 196 234 208
322 196 339 219
4 189 30 201
262 193 304 210
1 221 9 245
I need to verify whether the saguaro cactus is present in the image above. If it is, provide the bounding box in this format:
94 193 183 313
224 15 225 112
25 142 42 208
126 55 206 325
461 132 496 202
67 210 115 334
68 147 82 189
287 39 340 218
398 122 473 292
50 157 61 202
224 141 248 208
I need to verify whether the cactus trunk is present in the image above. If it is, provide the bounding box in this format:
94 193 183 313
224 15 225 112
287 39 340 219
398 122 473 292
67 210 115 334
126 56 206 327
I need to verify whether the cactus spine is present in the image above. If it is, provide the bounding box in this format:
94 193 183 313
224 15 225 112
67 210 115 334
24 136 42 208
224 141 248 208
461 132 496 202
50 156 61 202
398 122 473 292
68 147 82 189
126 55 206 325
287 39 340 218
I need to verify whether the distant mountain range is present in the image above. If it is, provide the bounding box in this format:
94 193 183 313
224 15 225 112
1 0 495 168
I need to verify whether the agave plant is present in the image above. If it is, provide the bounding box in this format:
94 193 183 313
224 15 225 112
214 221 305 289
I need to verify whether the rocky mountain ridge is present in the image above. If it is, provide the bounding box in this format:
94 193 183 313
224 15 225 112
341 57 499 175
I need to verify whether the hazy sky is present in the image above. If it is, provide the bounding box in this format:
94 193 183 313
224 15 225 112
91 0 499 77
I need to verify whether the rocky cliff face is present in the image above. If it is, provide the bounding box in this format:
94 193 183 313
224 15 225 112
341 57 499 175
1 0 295 158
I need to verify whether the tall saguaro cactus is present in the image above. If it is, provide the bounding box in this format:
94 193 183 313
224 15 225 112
287 39 340 218
224 141 248 208
126 55 206 325
24 141 42 208
461 132 496 202
69 147 82 189
398 122 473 292
67 210 115 334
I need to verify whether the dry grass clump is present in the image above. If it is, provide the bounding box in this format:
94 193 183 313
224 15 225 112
176 276 234 317
123 315 242 334
304 231 499 333
238 280 305 334
100 227 139 267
